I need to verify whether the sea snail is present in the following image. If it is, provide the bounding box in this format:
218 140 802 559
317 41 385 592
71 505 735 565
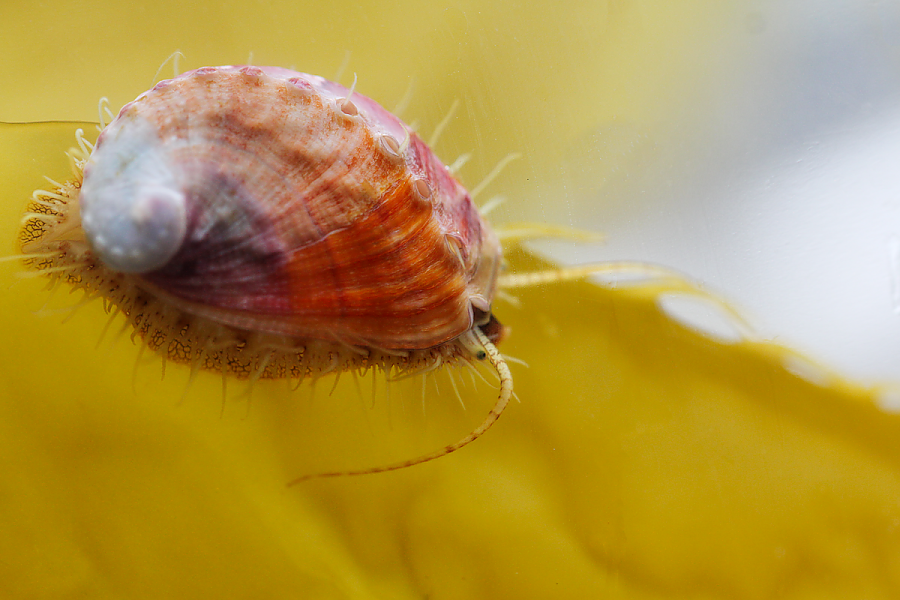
18 65 604 480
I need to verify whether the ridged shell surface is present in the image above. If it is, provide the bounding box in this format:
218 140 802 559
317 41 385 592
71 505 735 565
79 66 502 350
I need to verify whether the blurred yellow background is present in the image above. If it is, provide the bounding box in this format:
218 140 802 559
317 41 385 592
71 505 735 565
2 1 899 598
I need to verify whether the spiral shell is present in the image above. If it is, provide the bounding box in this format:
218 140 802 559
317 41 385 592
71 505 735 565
78 65 502 351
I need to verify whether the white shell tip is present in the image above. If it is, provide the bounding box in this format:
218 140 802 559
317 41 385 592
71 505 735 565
85 185 187 273
79 118 188 273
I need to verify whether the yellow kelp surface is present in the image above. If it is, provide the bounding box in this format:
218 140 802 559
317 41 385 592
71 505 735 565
2 1 899 599
2 121 899 599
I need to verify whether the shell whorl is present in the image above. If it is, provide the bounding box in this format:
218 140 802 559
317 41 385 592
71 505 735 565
76 66 502 350
80 118 188 273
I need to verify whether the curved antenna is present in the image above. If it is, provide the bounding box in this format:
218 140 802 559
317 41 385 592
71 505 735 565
287 326 512 485
470 153 521 200
340 73 360 116
391 77 415 117
333 50 352 83
151 50 186 86
495 222 605 245
346 72 358 103
447 152 472 175
97 97 114 130
428 98 460 148
497 261 686 288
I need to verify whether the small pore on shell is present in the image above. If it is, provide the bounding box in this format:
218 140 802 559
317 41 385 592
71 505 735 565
239 66 264 80
339 98 359 117
287 77 313 93
413 178 432 200
445 235 467 266
381 134 402 158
